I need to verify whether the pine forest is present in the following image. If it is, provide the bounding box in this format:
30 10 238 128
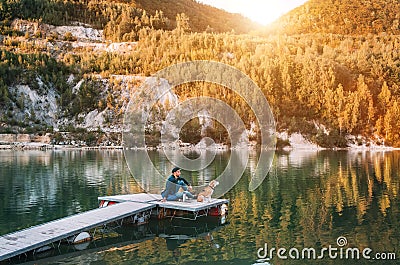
0 0 400 147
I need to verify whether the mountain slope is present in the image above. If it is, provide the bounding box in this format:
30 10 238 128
0 0 259 34
269 0 400 35
135 0 259 33
2 1 400 147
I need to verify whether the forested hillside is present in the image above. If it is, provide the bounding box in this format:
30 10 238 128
269 0 400 35
134 0 259 33
1 0 400 147
0 0 257 35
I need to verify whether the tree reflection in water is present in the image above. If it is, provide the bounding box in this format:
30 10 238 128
0 150 399 264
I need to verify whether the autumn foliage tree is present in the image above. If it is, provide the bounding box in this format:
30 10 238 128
2 0 400 147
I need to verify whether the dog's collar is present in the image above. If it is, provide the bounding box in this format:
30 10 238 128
209 185 214 190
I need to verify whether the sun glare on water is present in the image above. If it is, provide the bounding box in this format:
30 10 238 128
199 0 308 25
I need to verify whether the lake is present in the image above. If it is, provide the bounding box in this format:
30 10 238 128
0 149 399 264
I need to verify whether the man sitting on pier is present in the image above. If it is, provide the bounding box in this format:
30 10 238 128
161 167 196 202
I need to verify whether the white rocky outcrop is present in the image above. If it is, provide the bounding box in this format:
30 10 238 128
9 80 58 126
81 109 105 130
53 25 103 41
278 131 320 150
11 19 103 42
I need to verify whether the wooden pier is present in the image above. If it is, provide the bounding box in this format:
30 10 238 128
0 201 154 262
0 193 228 262
20 218 224 265
99 193 229 221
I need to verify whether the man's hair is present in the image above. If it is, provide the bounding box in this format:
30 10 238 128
172 167 180 173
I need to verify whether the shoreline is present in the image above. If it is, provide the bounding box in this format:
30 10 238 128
0 142 124 151
0 142 399 151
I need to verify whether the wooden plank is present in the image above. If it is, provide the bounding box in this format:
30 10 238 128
0 202 155 261
98 193 162 203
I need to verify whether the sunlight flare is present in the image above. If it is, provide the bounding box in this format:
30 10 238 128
199 0 308 25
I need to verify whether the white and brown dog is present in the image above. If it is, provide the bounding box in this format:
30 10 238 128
197 180 219 203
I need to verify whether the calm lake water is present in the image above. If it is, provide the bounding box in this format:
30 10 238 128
0 149 399 264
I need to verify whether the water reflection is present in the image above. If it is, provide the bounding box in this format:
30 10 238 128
227 150 400 263
0 150 399 264
124 149 234 194
124 149 255 198
0 150 140 234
